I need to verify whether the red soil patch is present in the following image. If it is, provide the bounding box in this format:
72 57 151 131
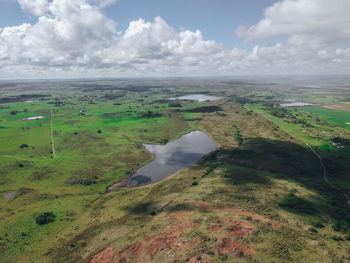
271 222 280 229
124 242 142 256
90 202 269 262
215 238 256 257
208 224 224 232
187 254 210 263
168 210 191 220
228 221 255 237
239 211 269 222
145 224 184 257
90 246 121 263
208 219 255 237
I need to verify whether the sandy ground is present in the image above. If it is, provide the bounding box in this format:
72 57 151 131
322 105 350 112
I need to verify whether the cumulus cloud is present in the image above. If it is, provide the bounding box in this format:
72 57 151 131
1 0 116 69
18 0 49 16
234 0 350 74
236 0 350 43
0 0 350 78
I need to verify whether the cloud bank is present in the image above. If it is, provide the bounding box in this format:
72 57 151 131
0 0 350 78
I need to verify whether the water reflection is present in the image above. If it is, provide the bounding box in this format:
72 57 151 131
127 130 217 186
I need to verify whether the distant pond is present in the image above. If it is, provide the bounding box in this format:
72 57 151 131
279 102 317 107
22 116 45 120
169 94 222 102
127 130 217 187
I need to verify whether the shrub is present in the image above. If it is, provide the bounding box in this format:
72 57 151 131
331 235 344 242
332 220 350 232
35 212 56 225
346 233 350 241
19 144 29 149
192 181 198 186
159 138 168 145
309 227 318 233
150 211 157 216
311 221 324 228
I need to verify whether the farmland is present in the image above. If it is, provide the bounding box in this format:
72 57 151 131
0 77 350 263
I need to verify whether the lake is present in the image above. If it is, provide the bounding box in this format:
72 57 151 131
22 116 45 120
127 130 217 187
169 94 222 102
280 102 316 107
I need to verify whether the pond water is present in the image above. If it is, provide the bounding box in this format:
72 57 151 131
5 192 16 199
22 116 45 120
169 94 222 102
127 130 217 187
280 102 316 107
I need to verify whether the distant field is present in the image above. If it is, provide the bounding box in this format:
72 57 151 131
1 79 350 263
322 104 350 112
303 106 350 128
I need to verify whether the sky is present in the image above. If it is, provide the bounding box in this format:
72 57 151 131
0 0 349 79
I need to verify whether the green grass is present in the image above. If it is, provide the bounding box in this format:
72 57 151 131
302 106 350 128
246 104 325 146
0 82 350 262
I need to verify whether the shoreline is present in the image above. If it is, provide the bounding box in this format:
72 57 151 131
106 130 218 192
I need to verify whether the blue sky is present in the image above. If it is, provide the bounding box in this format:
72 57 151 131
0 0 349 78
0 0 277 49
103 0 278 49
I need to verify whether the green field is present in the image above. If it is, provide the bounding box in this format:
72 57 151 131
1 79 350 263
302 106 350 128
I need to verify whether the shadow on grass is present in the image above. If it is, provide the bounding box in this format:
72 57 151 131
199 137 349 223
223 168 272 185
122 201 155 215
279 193 318 215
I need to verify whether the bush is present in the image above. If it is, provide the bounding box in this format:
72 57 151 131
82 179 96 186
202 168 214 178
19 144 29 149
150 211 157 216
10 110 19 115
332 220 350 232
331 235 344 242
159 138 168 145
309 227 318 233
311 221 324 228
346 233 350 241
35 212 56 225
192 181 198 186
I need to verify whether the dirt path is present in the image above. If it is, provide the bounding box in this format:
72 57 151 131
306 143 350 206
50 108 56 158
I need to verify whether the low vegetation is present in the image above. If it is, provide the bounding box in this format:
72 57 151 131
0 79 350 262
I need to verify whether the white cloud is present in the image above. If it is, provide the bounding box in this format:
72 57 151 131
0 0 350 78
18 0 49 16
236 0 350 43
234 0 350 74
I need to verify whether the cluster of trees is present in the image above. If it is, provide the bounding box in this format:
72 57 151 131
35 212 56 225
168 101 182 107
137 110 162 119
236 129 243 145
